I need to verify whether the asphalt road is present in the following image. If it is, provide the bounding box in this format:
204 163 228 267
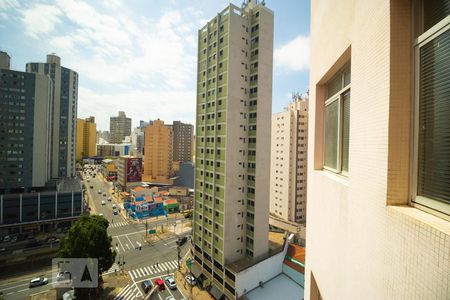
0 166 191 300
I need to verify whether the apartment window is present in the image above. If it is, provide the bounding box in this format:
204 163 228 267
412 2 450 218
323 63 351 175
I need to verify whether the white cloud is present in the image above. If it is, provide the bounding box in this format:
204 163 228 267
274 35 309 72
78 87 196 130
21 4 62 38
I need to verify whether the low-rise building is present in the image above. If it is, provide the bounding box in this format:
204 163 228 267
117 156 142 190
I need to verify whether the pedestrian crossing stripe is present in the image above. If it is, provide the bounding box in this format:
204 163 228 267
104 262 120 274
114 284 141 300
128 260 178 280
109 221 128 228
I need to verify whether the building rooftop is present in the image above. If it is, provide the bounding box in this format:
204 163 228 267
244 273 304 300
226 233 285 273
57 178 82 192
164 199 178 205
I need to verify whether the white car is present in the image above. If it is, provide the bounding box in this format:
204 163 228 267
101 200 106 205
99 213 104 217
112 204 117 209
164 276 177 290
29 277 48 288
185 274 196 286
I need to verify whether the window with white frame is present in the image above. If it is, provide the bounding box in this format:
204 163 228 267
323 63 350 175
412 1 450 219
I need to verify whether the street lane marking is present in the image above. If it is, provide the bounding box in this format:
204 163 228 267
125 235 135 248
113 283 130 299
145 266 152 274
125 243 130 250
116 236 126 252
17 288 29 293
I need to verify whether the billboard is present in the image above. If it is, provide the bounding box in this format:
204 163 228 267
126 158 142 183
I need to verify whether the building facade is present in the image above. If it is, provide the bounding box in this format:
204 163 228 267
0 51 53 191
96 143 131 157
117 156 142 190
143 119 173 184
172 121 193 163
192 1 273 298
76 116 96 160
270 97 308 223
109 111 131 144
27 54 79 179
306 1 450 299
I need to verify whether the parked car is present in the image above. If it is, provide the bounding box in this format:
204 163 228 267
176 236 188 246
154 278 165 290
101 200 106 205
10 236 18 243
108 197 112 201
98 190 102 194
185 274 196 286
29 277 48 288
3 235 11 242
141 280 152 293
112 204 117 209
164 276 177 290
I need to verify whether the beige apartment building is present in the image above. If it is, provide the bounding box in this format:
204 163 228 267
192 1 273 298
76 116 96 160
270 97 308 223
143 119 173 184
109 111 131 144
306 1 450 299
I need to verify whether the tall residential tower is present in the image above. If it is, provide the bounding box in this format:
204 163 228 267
109 111 131 144
192 1 273 298
0 52 53 190
270 97 308 223
172 121 193 163
76 116 96 160
143 119 173 184
27 54 78 179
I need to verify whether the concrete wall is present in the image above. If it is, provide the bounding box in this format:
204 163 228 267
32 74 52 187
306 1 450 299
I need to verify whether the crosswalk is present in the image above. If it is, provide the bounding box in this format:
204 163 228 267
114 284 142 300
109 221 128 228
128 260 179 280
104 262 120 275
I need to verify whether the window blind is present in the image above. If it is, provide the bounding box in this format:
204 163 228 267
417 28 450 205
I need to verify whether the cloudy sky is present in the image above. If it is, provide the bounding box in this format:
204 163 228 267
0 0 310 130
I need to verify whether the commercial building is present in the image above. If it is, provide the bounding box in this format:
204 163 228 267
76 116 96 161
109 111 131 144
143 119 173 184
117 156 142 190
0 178 83 234
306 1 450 299
172 121 193 163
0 51 52 191
192 1 273 298
270 97 308 223
96 143 131 157
27 54 78 179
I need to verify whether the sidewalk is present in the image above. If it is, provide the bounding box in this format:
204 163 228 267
174 260 213 300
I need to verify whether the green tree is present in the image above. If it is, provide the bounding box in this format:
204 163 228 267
59 214 116 299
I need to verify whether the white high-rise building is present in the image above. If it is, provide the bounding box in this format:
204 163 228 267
109 111 132 144
27 54 78 179
270 97 308 223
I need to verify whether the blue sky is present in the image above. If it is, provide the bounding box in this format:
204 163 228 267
0 0 310 130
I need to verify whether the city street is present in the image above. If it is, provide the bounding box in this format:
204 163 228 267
0 167 192 300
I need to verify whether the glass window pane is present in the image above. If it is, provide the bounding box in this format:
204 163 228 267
417 28 450 205
342 91 350 173
324 100 339 170
424 0 450 32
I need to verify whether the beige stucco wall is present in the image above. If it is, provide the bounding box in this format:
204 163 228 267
306 0 450 299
